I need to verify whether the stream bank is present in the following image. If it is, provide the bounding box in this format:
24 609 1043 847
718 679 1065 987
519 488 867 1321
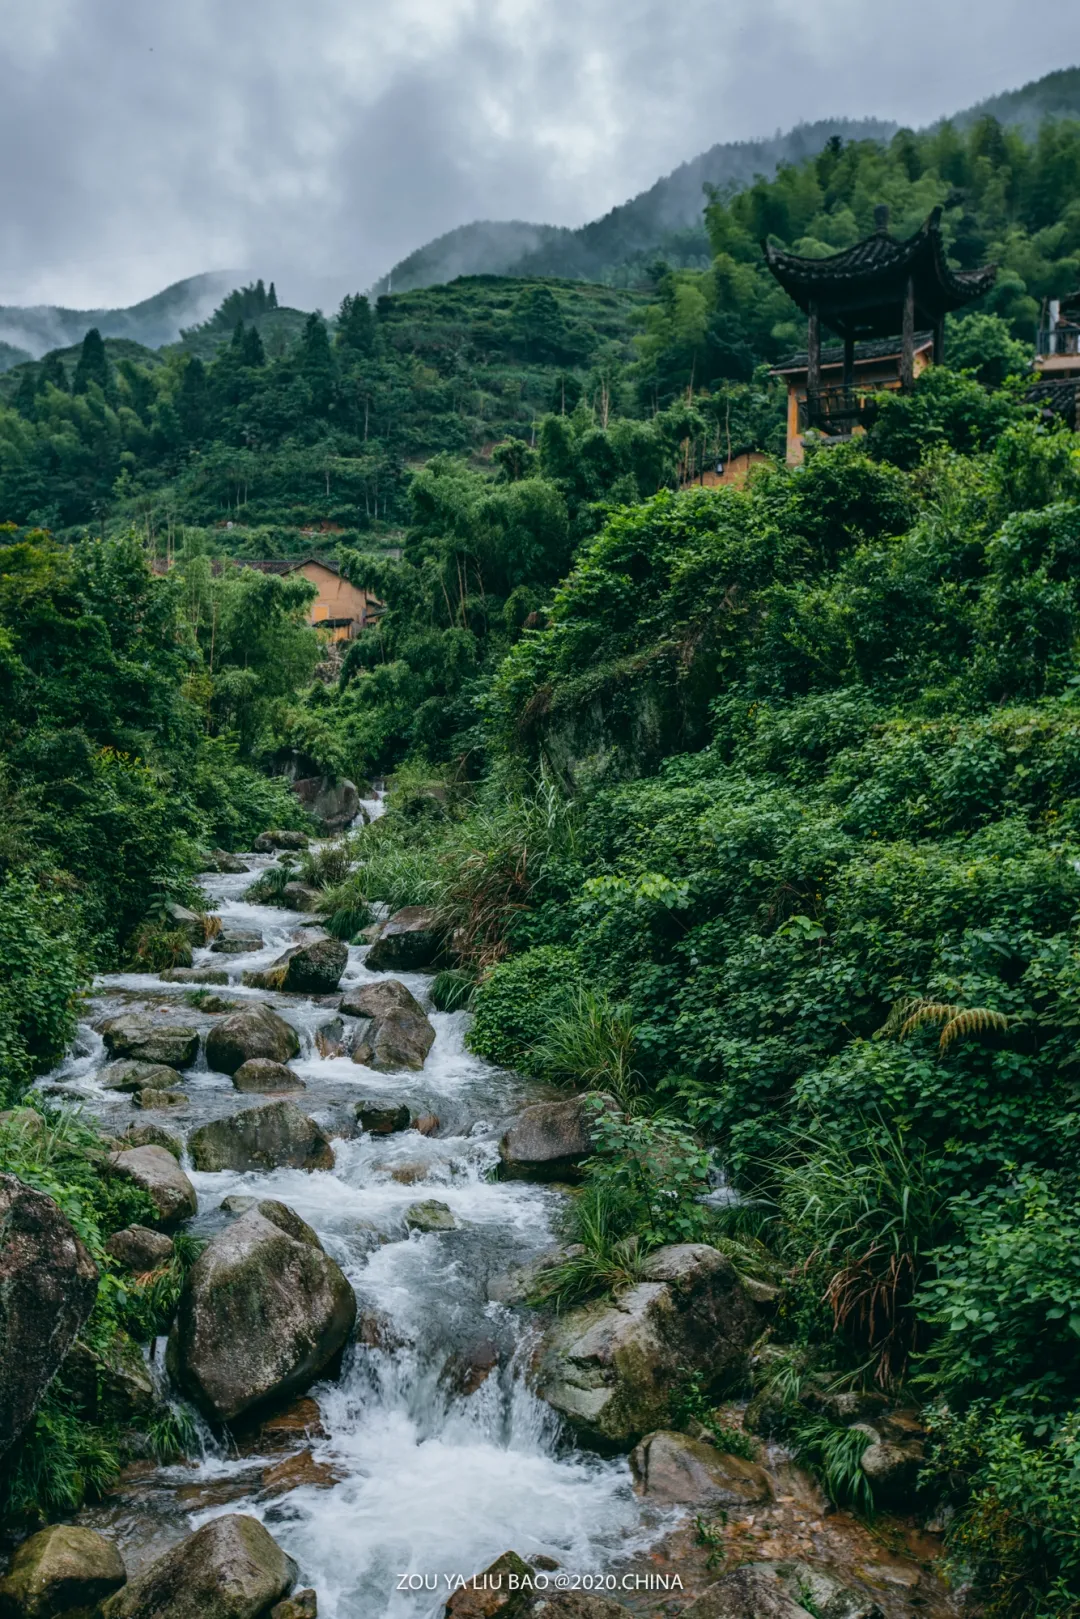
21 811 950 1619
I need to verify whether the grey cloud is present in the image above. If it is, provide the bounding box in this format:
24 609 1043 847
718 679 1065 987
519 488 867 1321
0 0 1074 310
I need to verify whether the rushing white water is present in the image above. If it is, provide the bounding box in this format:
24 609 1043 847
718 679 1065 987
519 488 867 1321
43 808 650 1619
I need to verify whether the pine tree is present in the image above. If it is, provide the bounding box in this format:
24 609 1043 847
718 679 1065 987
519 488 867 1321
335 293 376 356
241 325 266 367
72 328 110 395
13 369 37 419
300 313 336 412
39 352 68 393
268 282 278 310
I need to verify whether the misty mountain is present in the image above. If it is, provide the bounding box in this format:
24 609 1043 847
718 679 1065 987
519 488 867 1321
0 270 239 365
372 65 1080 292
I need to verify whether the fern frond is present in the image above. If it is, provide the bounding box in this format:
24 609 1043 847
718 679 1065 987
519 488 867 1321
892 997 1010 1052
898 1001 965 1039
939 1007 1010 1051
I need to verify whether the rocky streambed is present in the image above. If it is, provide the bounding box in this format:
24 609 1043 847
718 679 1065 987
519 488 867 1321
6 813 952 1619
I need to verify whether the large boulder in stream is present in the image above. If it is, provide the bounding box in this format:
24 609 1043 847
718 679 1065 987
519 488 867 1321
365 907 445 971
101 1514 297 1619
0 1524 126 1619
98 1015 199 1070
189 1100 334 1173
167 1204 356 1424
0 1175 99 1457
98 1060 181 1094
498 1097 595 1181
246 939 347 995
536 1244 760 1449
292 776 361 832
107 1146 197 1230
253 829 309 853
629 1430 771 1507
344 978 435 1072
211 931 264 956
206 1005 300 1074
233 1059 306 1094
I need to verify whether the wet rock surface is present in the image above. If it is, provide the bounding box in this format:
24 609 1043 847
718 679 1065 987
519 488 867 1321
364 906 444 971
167 1206 356 1424
537 1245 760 1448
107 1147 197 1230
99 1061 181 1094
189 1100 334 1173
100 1514 297 1619
0 1524 126 1619
104 1225 175 1271
630 1430 772 1507
205 1005 300 1074
232 1059 306 1094
499 1096 595 1181
0 1175 99 1456
98 1016 199 1070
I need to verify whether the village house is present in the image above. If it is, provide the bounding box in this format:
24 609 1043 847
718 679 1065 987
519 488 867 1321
765 205 997 464
1030 291 1080 428
151 554 382 642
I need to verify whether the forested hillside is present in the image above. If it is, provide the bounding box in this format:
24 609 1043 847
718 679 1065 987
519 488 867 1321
2 102 1080 1616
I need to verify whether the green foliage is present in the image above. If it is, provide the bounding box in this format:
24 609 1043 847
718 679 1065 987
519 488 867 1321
467 945 580 1070
585 1100 715 1247
672 1374 758 1461
0 1388 123 1521
0 875 82 1102
429 968 476 1012
927 1402 1080 1619
780 1410 876 1515
528 985 640 1106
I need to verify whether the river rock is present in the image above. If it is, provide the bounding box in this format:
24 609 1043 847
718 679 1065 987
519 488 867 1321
0 1175 99 1456
189 1100 334 1173
119 1123 182 1158
98 1060 180 1093
206 1005 300 1074
248 939 348 995
365 907 444 971
212 850 249 874
261 1448 342 1496
292 776 361 833
233 1059 306 1094
101 1514 297 1619
281 883 321 913
167 1207 356 1423
629 1430 771 1506
859 1438 924 1507
498 1097 595 1181
339 979 424 1019
132 1088 187 1110
354 1099 412 1134
445 1552 531 1619
414 1112 440 1136
99 1015 199 1069
64 1331 157 1425
537 1244 760 1449
107 1146 198 1230
211 931 265 955
105 1224 174 1271
165 902 210 946
270 1592 317 1619
160 966 229 984
253 829 309 852
0 1524 126 1619
350 1010 435 1072
683 1563 882 1619
526 1598 631 1619
404 1199 456 1233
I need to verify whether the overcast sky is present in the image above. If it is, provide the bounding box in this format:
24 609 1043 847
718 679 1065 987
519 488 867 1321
1 0 1076 310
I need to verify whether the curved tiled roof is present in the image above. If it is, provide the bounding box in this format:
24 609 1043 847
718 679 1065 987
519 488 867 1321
763 207 996 336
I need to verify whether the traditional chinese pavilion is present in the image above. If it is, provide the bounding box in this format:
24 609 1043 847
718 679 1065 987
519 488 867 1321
766 205 997 462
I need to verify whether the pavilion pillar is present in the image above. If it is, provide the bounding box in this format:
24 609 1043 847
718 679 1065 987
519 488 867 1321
807 301 821 407
900 275 916 388
843 334 855 393
933 316 945 366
